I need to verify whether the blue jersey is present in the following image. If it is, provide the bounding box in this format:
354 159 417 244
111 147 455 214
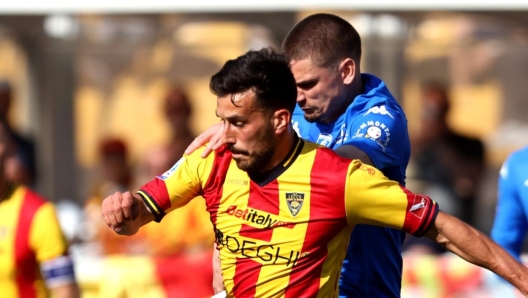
491 146 528 261
292 73 410 297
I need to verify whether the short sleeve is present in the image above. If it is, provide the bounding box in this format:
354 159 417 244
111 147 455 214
29 202 68 262
345 160 438 237
344 105 408 170
138 146 215 222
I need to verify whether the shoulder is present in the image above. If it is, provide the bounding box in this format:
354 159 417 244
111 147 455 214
20 186 49 212
348 74 406 122
505 146 528 171
500 147 528 181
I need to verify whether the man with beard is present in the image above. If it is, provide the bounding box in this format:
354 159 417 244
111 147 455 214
186 13 409 297
102 48 528 298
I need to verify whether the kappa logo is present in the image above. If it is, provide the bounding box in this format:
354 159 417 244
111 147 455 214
409 195 428 219
286 192 305 216
364 105 394 118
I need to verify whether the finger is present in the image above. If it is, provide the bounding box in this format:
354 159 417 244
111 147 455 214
121 192 133 219
185 129 215 155
113 192 125 224
201 142 215 158
101 198 113 228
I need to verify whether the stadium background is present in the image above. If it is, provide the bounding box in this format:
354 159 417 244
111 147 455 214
1 1 528 297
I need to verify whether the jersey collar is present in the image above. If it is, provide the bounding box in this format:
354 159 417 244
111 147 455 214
248 135 304 187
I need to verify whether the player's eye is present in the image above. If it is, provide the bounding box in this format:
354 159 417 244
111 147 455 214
297 80 317 91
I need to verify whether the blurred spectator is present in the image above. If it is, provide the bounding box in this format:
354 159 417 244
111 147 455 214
163 85 195 165
135 85 196 185
82 87 214 298
0 116 79 298
405 83 485 254
0 80 36 187
84 138 143 255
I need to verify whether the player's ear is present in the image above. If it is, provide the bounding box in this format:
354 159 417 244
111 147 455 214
339 58 356 85
272 109 290 134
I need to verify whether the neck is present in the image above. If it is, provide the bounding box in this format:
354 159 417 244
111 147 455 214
0 178 12 203
322 75 364 124
261 128 297 172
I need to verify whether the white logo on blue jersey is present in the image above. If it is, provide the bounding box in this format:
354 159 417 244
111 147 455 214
335 124 348 145
364 105 394 118
316 134 333 147
292 121 301 136
157 157 185 180
524 179 528 187
500 163 508 179
352 120 391 151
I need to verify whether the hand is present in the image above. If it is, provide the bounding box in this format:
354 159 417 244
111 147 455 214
101 191 142 235
184 122 225 158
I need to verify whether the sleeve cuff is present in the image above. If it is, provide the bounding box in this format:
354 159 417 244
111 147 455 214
137 190 166 223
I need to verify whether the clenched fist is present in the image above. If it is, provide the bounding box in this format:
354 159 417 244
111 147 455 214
101 191 143 235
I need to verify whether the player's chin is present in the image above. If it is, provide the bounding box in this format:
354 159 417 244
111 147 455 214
303 113 321 123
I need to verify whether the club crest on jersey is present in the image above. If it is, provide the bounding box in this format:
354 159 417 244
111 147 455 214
157 157 184 180
316 133 333 147
352 120 391 151
286 192 305 217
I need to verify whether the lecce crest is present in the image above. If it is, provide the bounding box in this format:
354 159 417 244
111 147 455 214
286 192 305 217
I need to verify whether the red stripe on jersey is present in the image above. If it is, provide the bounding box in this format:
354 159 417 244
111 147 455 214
232 179 279 294
232 257 261 298
238 180 280 242
239 223 273 242
203 146 232 225
14 188 47 298
285 148 349 297
140 178 171 210
247 180 280 214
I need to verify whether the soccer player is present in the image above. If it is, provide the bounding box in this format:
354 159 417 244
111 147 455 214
185 13 409 297
102 48 528 297
0 117 79 298
491 146 528 260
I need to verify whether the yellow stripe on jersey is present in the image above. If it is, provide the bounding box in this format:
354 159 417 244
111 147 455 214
282 138 302 168
345 160 408 229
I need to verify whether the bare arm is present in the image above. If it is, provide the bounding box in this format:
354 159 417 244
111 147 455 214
334 144 373 166
425 211 528 295
184 122 225 158
49 283 80 298
101 191 155 236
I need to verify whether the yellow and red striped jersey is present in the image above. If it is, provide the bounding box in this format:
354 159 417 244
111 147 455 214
0 185 71 298
138 138 438 298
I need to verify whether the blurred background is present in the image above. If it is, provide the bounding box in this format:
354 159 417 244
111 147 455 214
1 1 528 297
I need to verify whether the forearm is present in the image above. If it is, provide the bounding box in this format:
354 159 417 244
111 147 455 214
427 212 528 294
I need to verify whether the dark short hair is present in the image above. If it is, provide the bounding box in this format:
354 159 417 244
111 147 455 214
282 13 362 67
209 47 297 114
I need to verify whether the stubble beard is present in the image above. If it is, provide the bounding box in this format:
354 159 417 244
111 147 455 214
232 127 276 173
